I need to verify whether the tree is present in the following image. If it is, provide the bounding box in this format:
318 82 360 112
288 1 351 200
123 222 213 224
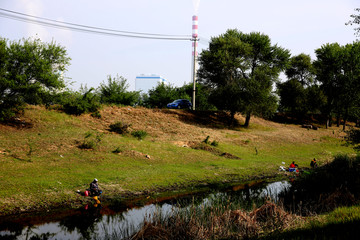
277 78 307 115
346 8 360 39
285 53 315 86
314 43 343 128
144 83 188 108
98 75 140 106
339 42 360 128
0 37 70 121
198 29 290 126
314 42 360 129
277 53 324 118
178 82 216 111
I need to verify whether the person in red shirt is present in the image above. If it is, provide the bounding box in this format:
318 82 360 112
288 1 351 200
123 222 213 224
289 161 296 168
289 161 298 172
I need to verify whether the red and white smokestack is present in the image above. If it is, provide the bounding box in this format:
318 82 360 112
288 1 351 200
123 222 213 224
191 15 198 110
192 15 198 57
192 15 198 39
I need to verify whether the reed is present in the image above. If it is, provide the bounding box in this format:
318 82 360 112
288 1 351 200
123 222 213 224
130 200 301 240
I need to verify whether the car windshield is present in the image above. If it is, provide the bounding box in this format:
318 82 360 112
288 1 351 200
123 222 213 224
173 100 183 103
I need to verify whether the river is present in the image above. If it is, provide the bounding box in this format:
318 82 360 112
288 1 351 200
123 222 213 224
0 181 290 240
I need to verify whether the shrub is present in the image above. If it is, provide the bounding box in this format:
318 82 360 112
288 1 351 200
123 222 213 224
131 130 148 140
91 111 102 119
61 87 101 115
78 132 103 150
112 147 123 153
203 136 219 147
99 75 140 106
345 128 360 151
210 140 219 147
203 136 210 144
109 121 132 134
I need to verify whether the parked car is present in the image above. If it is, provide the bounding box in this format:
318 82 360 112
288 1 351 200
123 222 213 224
167 99 192 109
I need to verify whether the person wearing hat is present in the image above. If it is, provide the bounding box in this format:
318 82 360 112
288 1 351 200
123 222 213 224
89 178 101 197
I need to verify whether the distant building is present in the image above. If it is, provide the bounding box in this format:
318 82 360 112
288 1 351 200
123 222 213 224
135 74 168 94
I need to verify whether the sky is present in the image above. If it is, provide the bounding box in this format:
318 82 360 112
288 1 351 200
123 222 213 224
0 0 358 91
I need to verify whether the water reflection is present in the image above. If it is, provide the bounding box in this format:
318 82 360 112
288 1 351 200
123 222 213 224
0 181 290 240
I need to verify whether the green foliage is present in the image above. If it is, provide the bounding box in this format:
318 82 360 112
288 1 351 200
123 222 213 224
277 53 325 118
345 128 360 151
178 82 216 111
90 111 102 119
112 146 123 153
0 37 70 121
203 136 210 144
78 131 103 150
202 136 219 147
61 86 101 115
131 130 148 140
198 29 290 127
346 8 360 39
99 74 140 106
285 53 315 86
109 121 132 134
144 83 189 108
314 42 360 127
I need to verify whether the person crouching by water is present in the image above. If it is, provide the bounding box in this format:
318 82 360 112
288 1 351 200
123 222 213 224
89 178 102 204
90 178 102 196
310 158 318 168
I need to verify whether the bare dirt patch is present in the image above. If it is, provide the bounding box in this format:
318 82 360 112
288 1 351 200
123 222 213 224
76 106 343 147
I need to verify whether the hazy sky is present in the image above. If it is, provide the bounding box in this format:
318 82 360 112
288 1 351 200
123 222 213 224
0 0 358 91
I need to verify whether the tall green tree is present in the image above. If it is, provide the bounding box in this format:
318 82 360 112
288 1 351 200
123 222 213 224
314 42 360 129
285 53 315 86
339 42 360 128
98 74 140 106
277 53 324 118
0 37 70 121
314 43 344 128
198 29 290 126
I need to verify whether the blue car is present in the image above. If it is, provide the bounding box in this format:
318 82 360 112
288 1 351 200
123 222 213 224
167 99 192 109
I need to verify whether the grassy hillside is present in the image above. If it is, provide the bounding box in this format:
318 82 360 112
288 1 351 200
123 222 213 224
0 105 354 215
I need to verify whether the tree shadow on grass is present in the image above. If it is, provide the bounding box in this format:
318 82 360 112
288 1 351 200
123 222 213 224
161 109 243 129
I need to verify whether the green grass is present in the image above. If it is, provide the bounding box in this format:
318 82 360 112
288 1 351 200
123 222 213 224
0 106 355 215
262 205 360 240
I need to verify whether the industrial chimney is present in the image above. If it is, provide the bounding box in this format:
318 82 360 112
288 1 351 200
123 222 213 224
191 15 198 110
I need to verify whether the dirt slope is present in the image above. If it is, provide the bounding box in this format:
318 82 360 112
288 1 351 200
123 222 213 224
76 106 346 146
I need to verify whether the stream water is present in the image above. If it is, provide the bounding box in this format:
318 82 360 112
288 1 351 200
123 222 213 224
0 181 290 240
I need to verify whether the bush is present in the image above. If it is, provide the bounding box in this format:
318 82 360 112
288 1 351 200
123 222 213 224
99 75 140 106
211 140 219 147
78 132 103 150
345 128 360 151
61 87 101 115
203 136 219 147
91 111 102 119
131 130 148 140
203 136 210 144
112 147 123 153
109 121 132 134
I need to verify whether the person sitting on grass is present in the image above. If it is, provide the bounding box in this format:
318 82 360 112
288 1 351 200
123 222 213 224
310 158 318 168
289 161 298 172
